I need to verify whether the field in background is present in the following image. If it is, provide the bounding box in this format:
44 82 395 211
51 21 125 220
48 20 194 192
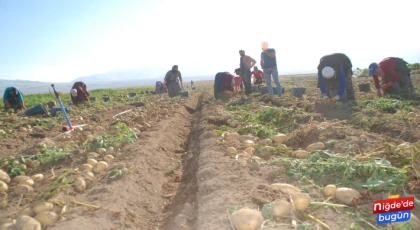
0 70 420 229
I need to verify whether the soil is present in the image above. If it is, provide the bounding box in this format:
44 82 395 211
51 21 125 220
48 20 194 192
1 75 420 230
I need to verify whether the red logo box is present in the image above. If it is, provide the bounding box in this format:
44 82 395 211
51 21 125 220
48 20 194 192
373 196 415 214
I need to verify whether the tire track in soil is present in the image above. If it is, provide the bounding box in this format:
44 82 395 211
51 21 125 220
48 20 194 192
49 94 199 230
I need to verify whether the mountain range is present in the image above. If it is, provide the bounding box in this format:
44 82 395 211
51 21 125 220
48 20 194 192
1 69 214 96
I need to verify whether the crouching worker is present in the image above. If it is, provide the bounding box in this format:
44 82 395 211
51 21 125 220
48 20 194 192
369 57 415 97
214 72 235 99
252 66 264 85
232 70 243 93
70 81 90 105
317 53 355 103
155 81 167 96
3 86 27 111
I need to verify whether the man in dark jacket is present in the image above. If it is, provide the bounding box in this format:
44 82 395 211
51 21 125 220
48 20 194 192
369 57 415 96
317 53 355 102
318 53 355 102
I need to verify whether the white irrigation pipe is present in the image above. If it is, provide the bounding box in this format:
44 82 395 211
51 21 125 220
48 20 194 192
112 109 133 118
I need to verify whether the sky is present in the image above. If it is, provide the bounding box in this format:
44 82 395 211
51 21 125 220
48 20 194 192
1 0 419 82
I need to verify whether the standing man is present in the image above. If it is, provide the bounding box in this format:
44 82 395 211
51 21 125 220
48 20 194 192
239 50 256 96
252 66 264 85
260 42 282 96
369 57 415 97
3 86 27 111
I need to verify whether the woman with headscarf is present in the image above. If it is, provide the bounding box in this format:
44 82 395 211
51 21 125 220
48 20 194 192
164 65 183 98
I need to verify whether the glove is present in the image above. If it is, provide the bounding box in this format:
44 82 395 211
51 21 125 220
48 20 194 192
381 82 393 90
5 101 11 109
330 95 340 103
376 89 382 97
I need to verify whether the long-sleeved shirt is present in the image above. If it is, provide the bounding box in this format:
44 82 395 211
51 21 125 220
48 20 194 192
3 87 24 103
372 57 400 89
318 67 346 96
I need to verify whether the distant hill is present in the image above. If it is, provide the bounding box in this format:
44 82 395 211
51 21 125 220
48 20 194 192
0 71 214 97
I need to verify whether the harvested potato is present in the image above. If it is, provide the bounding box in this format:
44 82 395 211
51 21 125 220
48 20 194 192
19 164 27 170
226 147 237 156
243 140 255 147
14 185 33 196
277 144 287 149
335 187 360 205
87 152 99 159
0 181 8 192
323 184 337 197
87 158 97 166
272 200 291 218
74 177 86 192
291 193 311 211
16 215 41 230
30 174 44 182
29 160 40 169
244 147 255 155
12 176 30 184
225 132 240 141
260 138 272 145
96 148 107 154
103 155 114 162
35 211 58 226
19 179 34 186
231 208 264 230
92 161 109 173
306 142 325 152
0 223 15 230
80 164 93 171
291 150 310 158
272 133 287 143
271 183 300 195
107 147 115 153
81 170 95 181
33 202 54 214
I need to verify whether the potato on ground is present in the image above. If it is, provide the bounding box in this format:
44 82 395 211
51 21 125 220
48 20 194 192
335 187 360 205
16 215 41 230
271 183 300 195
323 184 337 197
291 193 311 211
231 208 264 230
33 202 54 214
0 169 11 183
35 211 58 226
306 142 326 152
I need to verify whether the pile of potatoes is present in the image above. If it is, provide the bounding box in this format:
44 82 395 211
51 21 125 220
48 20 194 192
0 201 62 229
74 146 115 193
224 133 329 161
230 183 312 230
0 165 44 197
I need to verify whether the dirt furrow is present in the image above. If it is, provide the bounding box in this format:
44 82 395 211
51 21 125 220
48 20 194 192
49 97 196 230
